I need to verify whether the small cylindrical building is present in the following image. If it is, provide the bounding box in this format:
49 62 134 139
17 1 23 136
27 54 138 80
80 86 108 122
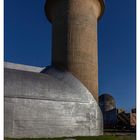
99 94 117 128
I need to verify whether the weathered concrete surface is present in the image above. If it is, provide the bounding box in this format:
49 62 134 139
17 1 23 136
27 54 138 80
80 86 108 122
4 67 103 138
45 0 105 101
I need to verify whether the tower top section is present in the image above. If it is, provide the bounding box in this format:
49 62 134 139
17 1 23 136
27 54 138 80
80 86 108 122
45 0 105 22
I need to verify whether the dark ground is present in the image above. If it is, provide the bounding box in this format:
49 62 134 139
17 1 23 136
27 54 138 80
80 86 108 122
5 135 136 140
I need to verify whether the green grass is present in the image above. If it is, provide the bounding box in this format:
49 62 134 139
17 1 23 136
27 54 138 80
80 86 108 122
5 135 136 140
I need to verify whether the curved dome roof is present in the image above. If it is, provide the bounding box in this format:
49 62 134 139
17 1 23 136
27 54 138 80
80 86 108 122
5 67 95 103
99 94 115 102
99 94 116 111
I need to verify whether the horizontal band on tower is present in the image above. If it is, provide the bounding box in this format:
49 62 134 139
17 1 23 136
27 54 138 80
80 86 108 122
45 0 105 22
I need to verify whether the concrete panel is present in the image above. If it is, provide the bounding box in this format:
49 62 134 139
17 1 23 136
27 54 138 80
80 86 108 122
4 98 14 137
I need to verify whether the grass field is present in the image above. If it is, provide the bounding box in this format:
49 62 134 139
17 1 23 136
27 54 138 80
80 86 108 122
5 135 136 140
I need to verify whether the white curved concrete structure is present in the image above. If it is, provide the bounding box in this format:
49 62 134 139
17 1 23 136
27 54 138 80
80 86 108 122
4 63 103 138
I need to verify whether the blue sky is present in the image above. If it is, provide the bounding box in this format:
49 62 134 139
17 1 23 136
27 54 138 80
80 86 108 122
4 0 136 112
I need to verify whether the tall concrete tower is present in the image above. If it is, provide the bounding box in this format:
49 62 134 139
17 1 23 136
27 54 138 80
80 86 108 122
45 0 104 101
4 0 105 138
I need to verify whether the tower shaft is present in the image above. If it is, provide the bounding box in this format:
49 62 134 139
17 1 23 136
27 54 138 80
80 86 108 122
45 0 104 101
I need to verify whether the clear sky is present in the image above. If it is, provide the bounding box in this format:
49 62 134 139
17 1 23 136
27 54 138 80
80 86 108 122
4 0 136 112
